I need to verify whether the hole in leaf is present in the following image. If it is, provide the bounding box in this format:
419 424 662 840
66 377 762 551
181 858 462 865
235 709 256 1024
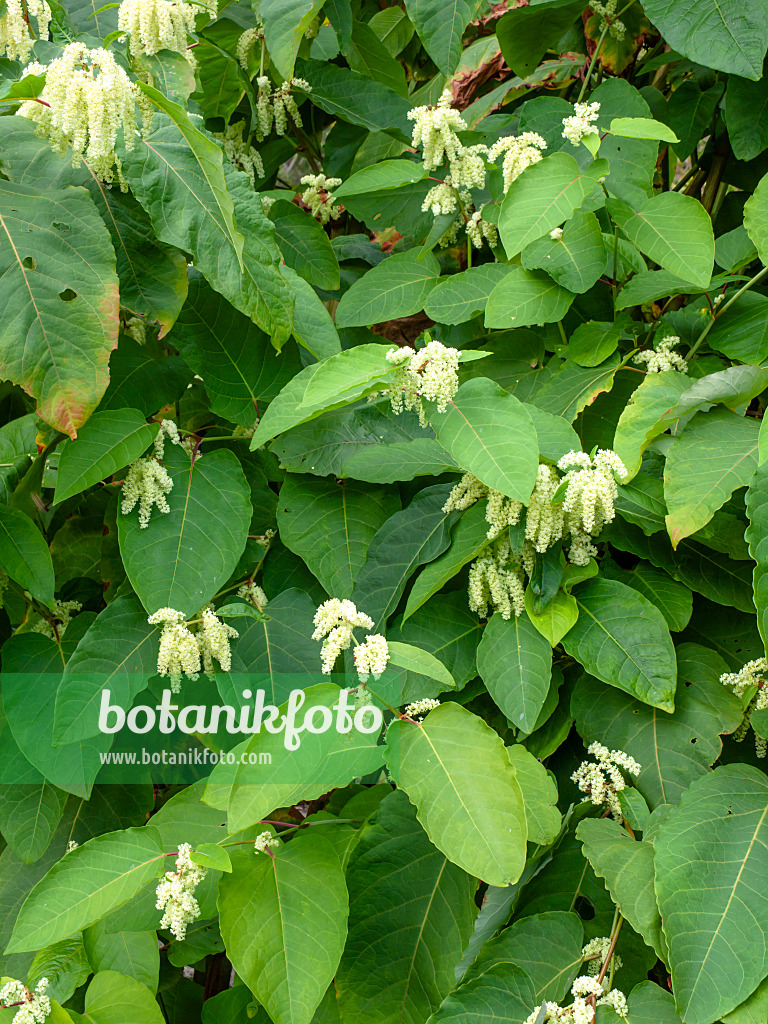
22 256 36 270
684 680 692 687
573 896 595 921
690 737 697 744
52 221 70 232
59 288 77 302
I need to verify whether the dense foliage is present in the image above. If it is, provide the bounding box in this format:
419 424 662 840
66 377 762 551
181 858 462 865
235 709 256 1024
2 0 768 1022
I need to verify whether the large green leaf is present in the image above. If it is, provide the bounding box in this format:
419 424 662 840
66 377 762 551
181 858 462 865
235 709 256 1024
654 765 768 1023
71 971 164 1024
402 0 475 74
0 180 118 437
497 1 584 76
612 372 697 480
485 268 574 329
427 962 536 1024
6 827 165 953
283 265 342 361
641 0 768 80
218 833 348 1024
664 409 759 545
168 271 301 428
571 645 743 808
745 169 768 263
531 356 621 422
577 818 666 962
262 0 325 79
298 344 396 409
333 160 427 199
498 153 601 258
83 921 159 991
299 59 413 139
0 504 55 607
0 785 67 865
507 745 560 846
477 611 552 734
429 378 539 501
269 200 340 290
336 251 441 328
521 210 606 294
424 265 512 325
746 460 768 649
118 445 250 617
620 192 714 288
386 702 528 885
562 578 677 711
336 790 478 1024
54 411 158 505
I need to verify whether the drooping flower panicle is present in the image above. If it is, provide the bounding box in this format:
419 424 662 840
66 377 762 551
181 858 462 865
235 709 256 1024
404 697 440 721
0 0 50 63
562 101 601 147
155 842 206 941
385 339 460 427
300 173 342 224
0 977 51 1024
148 605 238 693
633 335 688 374
117 0 202 65
721 658 768 756
571 741 641 819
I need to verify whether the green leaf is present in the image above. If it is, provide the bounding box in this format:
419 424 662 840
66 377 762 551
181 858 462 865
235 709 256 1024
270 200 340 290
282 265 341 361
27 935 90 1005
562 578 677 711
54 411 158 505
496 1 583 76
724 73 768 161
299 58 413 139
118 445 250 617
498 153 602 258
568 321 624 368
477 611 552 733
609 117 679 142
620 192 714 288
0 504 55 607
402 0 475 74
604 563 693 632
347 19 408 96
277 475 398 598
72 971 165 1024
386 702 528 885
218 834 348 1024
387 641 456 688
0 785 67 864
351 483 458 631
334 159 427 198
191 843 232 872
576 818 666 962
521 210 606 294
424 265 512 325
298 344 395 410
530 355 621 422
262 0 325 80
0 180 118 437
336 251 441 328
746 461 768 650
404 502 491 619
664 408 759 545
524 586 578 647
707 294 768 364
336 790 478 1024
485 268 575 329
429 378 539 501
83 921 159 991
427 962 535 1024
168 271 301 428
506 744 560 846
641 0 768 80
744 170 768 264
612 371 694 480
571 645 743 808
6 827 165 953
654 765 768 1022
98 336 191 417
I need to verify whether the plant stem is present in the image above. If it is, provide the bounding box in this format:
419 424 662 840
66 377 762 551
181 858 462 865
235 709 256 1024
687 264 768 359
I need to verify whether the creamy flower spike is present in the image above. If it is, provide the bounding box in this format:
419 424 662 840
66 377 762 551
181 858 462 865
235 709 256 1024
558 449 628 538
523 973 629 1024
468 536 525 620
571 741 641 819
720 657 768 756
300 173 342 224
236 24 265 70
407 89 467 171
385 340 460 427
117 0 202 64
122 419 189 528
582 936 623 977
197 605 239 676
237 581 268 608
633 334 688 374
155 843 206 941
525 464 564 552
312 598 375 675
562 101 601 147
404 697 440 721
31 599 82 640
353 633 390 682
17 44 150 188
0 978 51 1024
213 120 264 186
148 608 201 692
0 0 50 63
442 472 522 540
253 831 279 855
466 208 499 249
487 132 547 193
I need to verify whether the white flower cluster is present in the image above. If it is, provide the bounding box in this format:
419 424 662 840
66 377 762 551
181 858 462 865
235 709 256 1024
634 335 688 374
562 102 601 147
148 605 238 692
121 419 188 528
31 599 82 640
255 76 309 141
384 340 460 427
236 24 265 70
466 208 499 249
558 449 628 542
312 599 388 681
155 842 206 941
213 120 264 186
254 830 279 855
117 0 202 65
721 658 768 757
571 741 641 819
353 633 390 683
0 0 50 63
0 978 51 1024
65 840 79 853
523 974 628 1024
300 173 342 224
582 936 622 977
18 44 150 188
525 464 564 553
488 132 547 193
237 581 268 608
550 226 564 241
404 697 440 721
407 89 466 171
468 535 526 620
590 0 626 39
